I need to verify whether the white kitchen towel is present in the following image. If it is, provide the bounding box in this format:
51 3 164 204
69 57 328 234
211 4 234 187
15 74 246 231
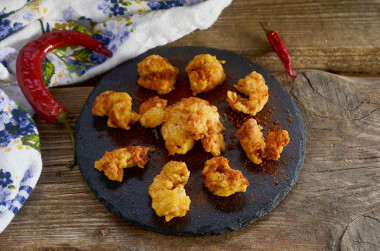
0 0 232 233
0 89 42 233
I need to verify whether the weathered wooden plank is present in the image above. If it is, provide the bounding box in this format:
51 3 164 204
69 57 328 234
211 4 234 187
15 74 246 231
170 0 380 75
1 70 379 250
2 0 380 249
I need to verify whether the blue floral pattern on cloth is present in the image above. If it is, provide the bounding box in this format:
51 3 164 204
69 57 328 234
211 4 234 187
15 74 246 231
0 0 213 87
0 91 39 149
0 89 42 233
0 168 34 215
0 0 232 233
0 19 23 41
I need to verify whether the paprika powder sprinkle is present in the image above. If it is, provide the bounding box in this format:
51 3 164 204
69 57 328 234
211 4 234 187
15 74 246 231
260 23 297 78
16 30 112 167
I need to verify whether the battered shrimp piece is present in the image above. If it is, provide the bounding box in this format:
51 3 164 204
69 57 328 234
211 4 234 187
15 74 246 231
149 161 191 222
237 118 266 164
92 91 140 130
107 100 140 130
185 54 226 95
94 146 154 182
185 102 226 156
139 96 167 128
201 133 225 157
265 130 290 160
203 157 249 197
92 91 132 116
137 55 179 95
162 100 196 155
162 97 225 156
227 71 268 116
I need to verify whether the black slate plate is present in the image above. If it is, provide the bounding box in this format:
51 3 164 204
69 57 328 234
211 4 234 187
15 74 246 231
75 46 306 236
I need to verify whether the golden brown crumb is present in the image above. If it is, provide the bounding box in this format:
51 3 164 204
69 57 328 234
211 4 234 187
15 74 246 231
100 229 108 237
94 146 154 182
237 118 266 164
139 96 167 128
202 157 249 197
162 97 225 156
149 161 191 222
137 55 179 95
265 130 290 160
227 71 268 116
185 54 226 95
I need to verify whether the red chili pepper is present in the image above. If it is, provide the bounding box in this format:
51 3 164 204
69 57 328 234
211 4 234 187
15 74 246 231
260 23 296 78
16 30 112 167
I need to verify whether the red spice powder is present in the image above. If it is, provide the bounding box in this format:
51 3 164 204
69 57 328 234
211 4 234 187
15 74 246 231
227 143 234 151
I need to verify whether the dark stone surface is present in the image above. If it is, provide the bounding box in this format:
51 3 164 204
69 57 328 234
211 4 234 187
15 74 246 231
75 46 306 236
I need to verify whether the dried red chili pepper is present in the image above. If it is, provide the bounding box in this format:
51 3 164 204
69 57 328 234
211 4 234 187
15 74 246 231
260 23 296 78
16 30 112 167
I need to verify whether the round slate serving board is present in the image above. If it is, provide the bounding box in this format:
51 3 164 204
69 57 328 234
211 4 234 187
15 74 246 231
75 46 306 236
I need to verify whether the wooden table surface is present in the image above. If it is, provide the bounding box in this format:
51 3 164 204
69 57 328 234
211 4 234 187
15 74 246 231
1 1 380 250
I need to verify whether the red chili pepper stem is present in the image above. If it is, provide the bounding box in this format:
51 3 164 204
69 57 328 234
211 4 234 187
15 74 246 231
17 31 112 168
259 22 271 35
57 112 75 168
259 22 297 78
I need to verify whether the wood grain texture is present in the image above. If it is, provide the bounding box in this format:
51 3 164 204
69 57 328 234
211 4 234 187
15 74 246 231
1 72 379 250
1 0 380 249
170 0 380 75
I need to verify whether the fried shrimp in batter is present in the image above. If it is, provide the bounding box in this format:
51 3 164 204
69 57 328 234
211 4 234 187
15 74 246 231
202 157 249 197
94 146 154 182
107 100 141 130
137 55 179 95
92 91 132 116
238 119 290 164
185 54 226 95
139 96 167 128
149 161 191 222
237 118 266 164
227 71 268 116
265 130 290 161
92 91 140 130
162 97 225 156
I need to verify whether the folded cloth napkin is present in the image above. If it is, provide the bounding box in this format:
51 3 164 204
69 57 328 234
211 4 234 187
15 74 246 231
0 0 232 233
0 89 42 233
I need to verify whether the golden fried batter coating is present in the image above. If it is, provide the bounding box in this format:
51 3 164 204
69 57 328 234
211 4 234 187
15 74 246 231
94 146 154 182
238 119 290 164
139 96 167 128
200 133 225 157
107 100 141 130
149 161 191 222
227 71 268 116
162 97 225 156
92 91 132 116
92 91 140 130
265 130 290 160
137 55 179 95
237 118 266 164
185 54 226 95
203 157 249 197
